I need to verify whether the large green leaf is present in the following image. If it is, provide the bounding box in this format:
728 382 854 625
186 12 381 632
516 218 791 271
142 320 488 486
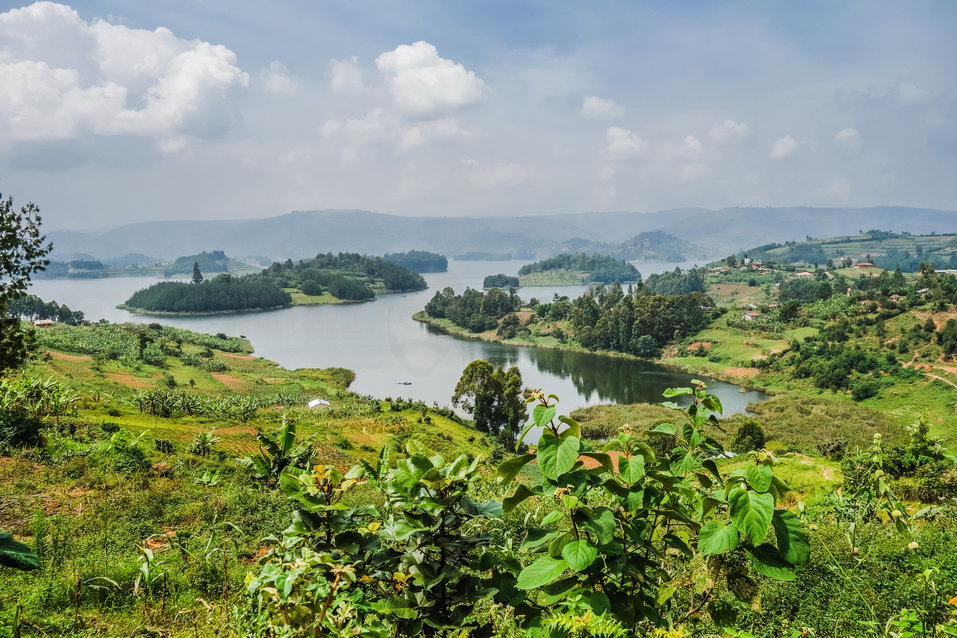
533 404 557 427
697 520 740 556
772 510 810 566
0 533 40 571
745 463 773 493
619 455 645 484
562 540 598 571
497 454 535 484
517 555 567 590
537 432 580 480
748 544 797 581
728 488 774 546
580 507 616 545
503 484 536 513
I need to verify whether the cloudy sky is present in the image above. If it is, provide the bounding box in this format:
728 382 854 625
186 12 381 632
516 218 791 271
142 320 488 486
1 0 955 230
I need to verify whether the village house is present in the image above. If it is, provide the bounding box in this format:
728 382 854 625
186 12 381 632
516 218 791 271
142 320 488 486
33 319 55 328
741 311 761 321
854 262 875 269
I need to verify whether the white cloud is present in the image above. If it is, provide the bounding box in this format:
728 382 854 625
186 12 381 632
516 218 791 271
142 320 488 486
469 162 528 189
605 126 647 159
581 96 623 120
833 127 862 152
709 119 750 144
375 41 486 117
897 82 927 107
684 135 702 152
400 118 470 150
261 61 298 95
769 135 800 159
598 165 615 180
0 2 248 149
330 56 365 93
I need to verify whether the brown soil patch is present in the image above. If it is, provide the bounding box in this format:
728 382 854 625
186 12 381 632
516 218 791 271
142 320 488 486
515 311 534 325
687 341 713 350
722 367 760 379
104 372 154 388
221 352 255 360
47 350 92 362
914 310 957 330
578 451 625 471
212 373 247 390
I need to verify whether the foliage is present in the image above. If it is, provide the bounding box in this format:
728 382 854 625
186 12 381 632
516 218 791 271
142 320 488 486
0 532 41 571
245 447 503 636
518 253 640 284
259 252 426 298
451 360 525 441
484 273 521 288
164 250 229 277
731 419 766 454
382 249 448 273
570 284 717 353
425 286 521 332
124 274 292 313
644 268 707 295
1 191 52 371
239 416 317 484
0 375 78 449
7 294 85 325
497 383 810 633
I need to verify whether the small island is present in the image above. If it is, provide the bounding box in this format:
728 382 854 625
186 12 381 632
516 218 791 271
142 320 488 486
119 274 293 315
516 253 640 286
483 273 520 288
382 249 448 273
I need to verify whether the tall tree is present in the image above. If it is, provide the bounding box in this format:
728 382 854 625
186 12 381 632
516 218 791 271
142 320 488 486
0 193 51 372
192 262 204 284
451 360 525 442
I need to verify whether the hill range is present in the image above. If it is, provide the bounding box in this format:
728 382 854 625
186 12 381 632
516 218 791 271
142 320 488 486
46 206 957 263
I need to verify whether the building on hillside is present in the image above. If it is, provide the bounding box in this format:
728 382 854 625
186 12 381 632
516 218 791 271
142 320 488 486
795 271 815 278
33 319 54 328
854 262 875 269
741 312 761 321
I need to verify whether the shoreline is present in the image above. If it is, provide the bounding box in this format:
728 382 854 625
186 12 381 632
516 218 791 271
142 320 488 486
412 311 769 393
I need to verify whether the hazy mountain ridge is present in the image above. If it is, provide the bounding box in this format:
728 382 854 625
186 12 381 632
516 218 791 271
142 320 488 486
46 206 957 262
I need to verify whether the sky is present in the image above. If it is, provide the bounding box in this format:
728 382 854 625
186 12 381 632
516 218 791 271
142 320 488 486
0 0 955 230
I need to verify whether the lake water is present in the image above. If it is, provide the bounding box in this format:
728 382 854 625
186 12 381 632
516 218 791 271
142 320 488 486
28 259 766 416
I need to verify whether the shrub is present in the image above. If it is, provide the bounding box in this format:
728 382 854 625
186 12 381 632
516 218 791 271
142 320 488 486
731 418 766 453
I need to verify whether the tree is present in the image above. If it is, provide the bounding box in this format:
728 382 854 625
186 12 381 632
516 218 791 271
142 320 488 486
451 360 524 441
192 262 204 284
0 193 51 372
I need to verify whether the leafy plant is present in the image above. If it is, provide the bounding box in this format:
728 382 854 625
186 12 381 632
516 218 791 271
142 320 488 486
238 416 315 484
0 532 41 571
498 382 810 634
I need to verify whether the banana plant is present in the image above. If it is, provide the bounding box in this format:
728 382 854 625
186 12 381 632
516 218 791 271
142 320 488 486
238 415 316 484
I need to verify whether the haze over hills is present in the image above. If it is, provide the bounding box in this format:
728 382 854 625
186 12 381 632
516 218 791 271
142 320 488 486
46 206 957 263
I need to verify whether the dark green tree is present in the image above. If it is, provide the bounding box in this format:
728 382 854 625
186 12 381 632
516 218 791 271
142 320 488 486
0 193 51 372
451 360 524 441
192 261 204 284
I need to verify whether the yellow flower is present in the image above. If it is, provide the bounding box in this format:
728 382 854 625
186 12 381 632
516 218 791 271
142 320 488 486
908 541 920 550
948 595 957 606
359 521 381 534
392 572 412 591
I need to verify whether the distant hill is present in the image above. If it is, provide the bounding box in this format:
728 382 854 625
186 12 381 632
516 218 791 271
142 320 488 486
734 230 957 272
45 206 957 262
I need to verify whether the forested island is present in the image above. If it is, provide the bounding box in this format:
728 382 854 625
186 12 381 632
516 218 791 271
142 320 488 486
516 252 640 285
119 275 293 315
382 249 448 273
483 273 520 288
118 252 427 314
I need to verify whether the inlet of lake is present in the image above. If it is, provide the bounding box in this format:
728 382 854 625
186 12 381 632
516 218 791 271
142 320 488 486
29 260 767 417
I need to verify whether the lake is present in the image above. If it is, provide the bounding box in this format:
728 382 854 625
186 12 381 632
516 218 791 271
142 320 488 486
28 259 766 416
